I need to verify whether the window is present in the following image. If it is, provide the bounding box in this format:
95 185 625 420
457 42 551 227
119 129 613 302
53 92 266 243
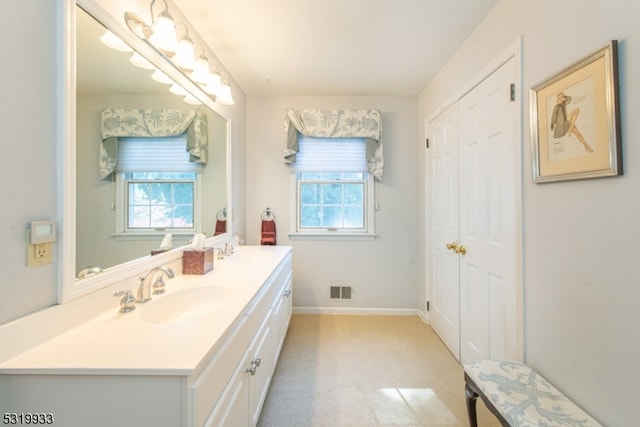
114 135 202 236
290 136 376 239
125 172 196 230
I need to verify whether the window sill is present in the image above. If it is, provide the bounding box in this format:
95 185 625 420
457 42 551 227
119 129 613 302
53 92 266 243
287 232 377 241
111 231 196 241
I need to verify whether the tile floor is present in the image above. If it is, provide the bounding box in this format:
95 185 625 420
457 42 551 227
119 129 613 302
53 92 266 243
257 314 500 427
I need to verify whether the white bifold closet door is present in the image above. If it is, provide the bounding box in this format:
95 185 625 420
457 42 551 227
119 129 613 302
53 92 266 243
429 57 519 363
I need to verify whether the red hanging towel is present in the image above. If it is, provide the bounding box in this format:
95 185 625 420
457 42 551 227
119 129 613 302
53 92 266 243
261 220 276 245
214 208 227 236
214 219 227 236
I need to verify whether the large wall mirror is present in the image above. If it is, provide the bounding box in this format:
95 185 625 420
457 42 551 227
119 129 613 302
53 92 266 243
60 0 232 302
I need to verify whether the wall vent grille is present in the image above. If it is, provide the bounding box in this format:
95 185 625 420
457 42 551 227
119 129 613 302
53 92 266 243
329 286 353 301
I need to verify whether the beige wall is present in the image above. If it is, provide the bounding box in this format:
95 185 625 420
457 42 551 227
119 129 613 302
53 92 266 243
419 0 639 425
246 96 420 311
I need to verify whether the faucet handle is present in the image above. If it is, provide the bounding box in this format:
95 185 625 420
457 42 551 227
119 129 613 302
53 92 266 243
228 235 244 254
152 274 167 295
113 290 136 313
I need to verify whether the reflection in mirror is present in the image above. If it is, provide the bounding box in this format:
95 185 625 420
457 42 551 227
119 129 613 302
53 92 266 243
74 5 228 278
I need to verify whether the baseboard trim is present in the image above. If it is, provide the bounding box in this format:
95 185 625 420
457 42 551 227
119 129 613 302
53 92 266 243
417 309 430 325
293 306 420 316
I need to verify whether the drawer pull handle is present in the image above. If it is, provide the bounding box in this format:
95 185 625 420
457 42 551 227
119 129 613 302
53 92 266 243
246 357 262 375
284 289 292 297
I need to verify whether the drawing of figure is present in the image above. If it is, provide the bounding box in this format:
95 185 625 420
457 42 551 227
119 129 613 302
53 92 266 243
550 92 593 153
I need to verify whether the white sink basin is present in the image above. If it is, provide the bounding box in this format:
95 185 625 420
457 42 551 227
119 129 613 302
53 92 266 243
140 286 232 324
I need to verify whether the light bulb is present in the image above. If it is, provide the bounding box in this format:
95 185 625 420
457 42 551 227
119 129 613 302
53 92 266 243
173 35 196 70
99 31 133 52
129 52 155 70
184 94 202 105
216 82 235 105
204 71 222 95
149 10 177 54
169 83 188 96
190 55 210 84
151 69 173 84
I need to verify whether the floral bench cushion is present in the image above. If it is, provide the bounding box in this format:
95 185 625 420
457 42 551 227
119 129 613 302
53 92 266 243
463 360 602 427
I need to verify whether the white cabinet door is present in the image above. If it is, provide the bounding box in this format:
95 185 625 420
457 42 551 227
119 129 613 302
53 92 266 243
204 351 250 427
248 313 274 427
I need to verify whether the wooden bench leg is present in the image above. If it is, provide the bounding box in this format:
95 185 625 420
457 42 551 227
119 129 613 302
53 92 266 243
465 381 479 427
464 372 510 427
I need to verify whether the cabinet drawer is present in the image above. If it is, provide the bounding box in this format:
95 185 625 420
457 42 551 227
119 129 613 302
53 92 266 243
190 316 250 427
273 253 292 289
244 254 290 335
245 280 277 339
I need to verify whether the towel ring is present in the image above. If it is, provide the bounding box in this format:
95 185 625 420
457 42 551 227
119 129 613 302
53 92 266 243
261 207 276 220
216 208 227 220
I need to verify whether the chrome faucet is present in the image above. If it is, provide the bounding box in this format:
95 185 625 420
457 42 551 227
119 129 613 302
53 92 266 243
225 235 243 256
136 266 175 303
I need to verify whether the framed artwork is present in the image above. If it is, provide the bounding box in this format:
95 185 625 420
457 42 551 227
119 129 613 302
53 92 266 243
530 40 622 183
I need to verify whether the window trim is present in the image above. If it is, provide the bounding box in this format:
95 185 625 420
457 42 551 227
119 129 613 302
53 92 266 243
288 173 377 241
113 172 203 239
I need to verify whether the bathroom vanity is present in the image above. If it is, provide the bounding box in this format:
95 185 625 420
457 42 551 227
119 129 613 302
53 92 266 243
0 246 292 427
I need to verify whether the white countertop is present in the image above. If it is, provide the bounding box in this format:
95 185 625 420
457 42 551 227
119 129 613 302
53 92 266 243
0 246 291 376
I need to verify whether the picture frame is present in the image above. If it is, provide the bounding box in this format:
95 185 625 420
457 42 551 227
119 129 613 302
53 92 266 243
530 40 622 183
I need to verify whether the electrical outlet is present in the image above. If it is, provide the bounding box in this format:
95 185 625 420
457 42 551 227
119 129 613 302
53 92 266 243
27 241 53 266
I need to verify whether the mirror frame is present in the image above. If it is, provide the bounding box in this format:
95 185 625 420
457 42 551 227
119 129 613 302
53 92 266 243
59 0 233 303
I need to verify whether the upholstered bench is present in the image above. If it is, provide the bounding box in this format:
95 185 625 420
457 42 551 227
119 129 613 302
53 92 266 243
463 360 602 427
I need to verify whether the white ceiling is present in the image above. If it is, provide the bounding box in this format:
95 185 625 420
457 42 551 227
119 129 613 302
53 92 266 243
174 0 499 97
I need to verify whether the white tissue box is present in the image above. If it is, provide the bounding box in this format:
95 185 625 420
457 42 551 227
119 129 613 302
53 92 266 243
182 247 214 275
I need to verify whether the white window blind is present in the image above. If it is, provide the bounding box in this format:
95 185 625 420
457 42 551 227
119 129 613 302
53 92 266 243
294 136 367 172
116 136 201 173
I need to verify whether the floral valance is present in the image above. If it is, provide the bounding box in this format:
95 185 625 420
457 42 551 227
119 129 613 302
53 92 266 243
99 108 208 179
283 109 384 180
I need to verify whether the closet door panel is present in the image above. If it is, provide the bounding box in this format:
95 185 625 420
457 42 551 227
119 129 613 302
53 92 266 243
459 58 517 364
428 104 461 358
428 55 519 363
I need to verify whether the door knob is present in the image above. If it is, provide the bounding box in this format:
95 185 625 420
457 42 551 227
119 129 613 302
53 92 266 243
446 241 467 255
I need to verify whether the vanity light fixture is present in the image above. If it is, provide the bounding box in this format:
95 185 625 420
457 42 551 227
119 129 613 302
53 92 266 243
203 69 222 96
190 48 211 84
216 80 235 106
124 11 152 40
129 52 156 70
147 0 178 55
151 69 173 84
123 0 235 106
169 82 188 96
183 93 202 105
173 24 196 70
